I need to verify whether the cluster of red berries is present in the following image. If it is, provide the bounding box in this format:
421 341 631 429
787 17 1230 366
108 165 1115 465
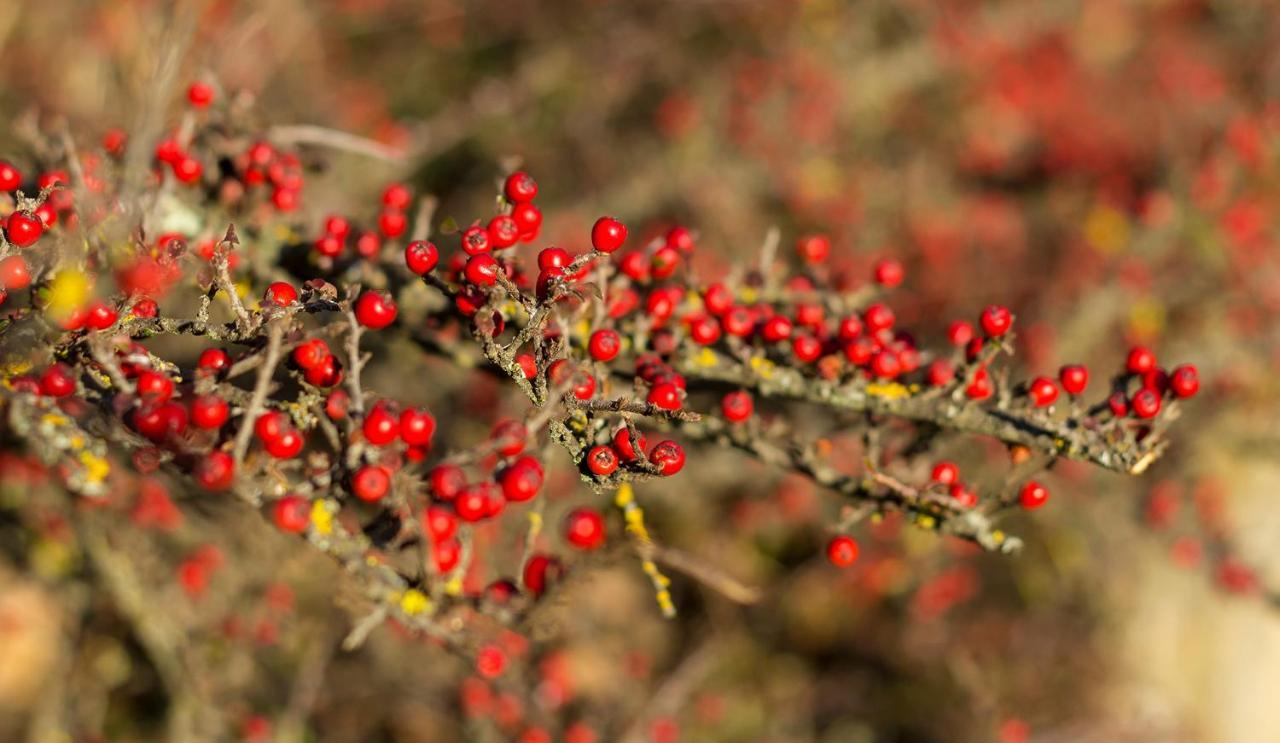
313 183 417 260
583 425 686 481
1105 346 1199 419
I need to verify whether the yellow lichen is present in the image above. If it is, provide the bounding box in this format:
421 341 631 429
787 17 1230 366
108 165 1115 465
866 382 911 399
399 588 432 616
310 500 334 535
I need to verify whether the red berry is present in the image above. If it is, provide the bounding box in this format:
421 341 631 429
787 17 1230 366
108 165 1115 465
488 215 520 249
1028 376 1059 407
354 290 397 329
197 349 230 375
689 315 722 346
378 209 407 238
1126 346 1156 375
39 363 76 397
538 247 570 271
292 339 330 370
400 408 436 447
648 440 685 476
825 535 859 567
315 232 344 257
873 259 904 287
647 382 682 411
254 411 288 443
429 464 466 501
1019 481 1049 510
761 315 793 343
434 538 462 572
131 297 158 318
173 156 203 184
863 303 894 332
264 281 298 307
926 360 954 387
564 508 606 550
382 183 412 210
1108 392 1129 417
512 202 542 237
476 644 508 678
86 301 118 330
0 160 22 191
796 234 830 264
947 320 974 346
1059 364 1088 395
187 81 215 107
362 404 401 446
6 211 43 248
515 354 537 379
950 483 978 508
965 367 993 400
405 240 439 274
500 457 544 502
191 395 230 429
721 390 753 422
1170 364 1199 398
979 305 1012 337
196 451 235 490
931 461 959 485
588 329 621 362
265 427 303 458
424 506 458 541
612 427 649 461
1132 388 1162 419
455 485 492 522
352 465 391 502
0 255 30 290
461 224 491 255
324 215 351 238
792 334 822 363
464 254 501 286
504 171 538 203
585 445 619 477
870 350 901 379
273 495 310 533
650 245 680 279
523 554 562 595
136 371 174 403
547 359 596 400
590 216 627 253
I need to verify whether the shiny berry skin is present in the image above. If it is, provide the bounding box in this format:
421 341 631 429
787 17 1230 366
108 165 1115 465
429 464 466 501
796 234 830 263
586 445 619 477
536 248 569 273
264 281 298 307
870 350 901 379
292 339 329 370
273 495 310 533
825 535 859 567
351 465 391 503
303 354 343 387
792 334 822 363
196 451 235 490
1126 346 1156 375
488 214 521 249
454 486 492 522
648 440 685 476
187 81 215 107
1132 388 1162 419
39 363 76 397
761 315 793 343
86 301 118 330
721 390 753 422
1028 377 1059 407
173 156 203 184
1019 481 1049 510
362 404 401 446
1141 368 1169 394
590 216 627 253
378 210 407 238
6 211 43 248
515 353 537 379
1169 364 1199 398
191 395 230 429
424 506 458 542
265 427 304 458
588 328 621 362
464 254 500 286
399 408 436 447
950 483 978 508
434 539 462 572
0 255 31 290
564 508 606 550
979 305 1012 337
837 315 864 342
196 348 230 375
703 283 733 316
504 171 538 202
254 411 288 443
612 427 649 461
136 370 174 403
1059 364 1088 395
648 382 682 411
689 315 721 346
931 461 959 485
863 303 894 332
382 183 412 210
873 259 904 288
965 367 993 400
0 160 21 191
461 224 491 255
500 457 544 502
947 320 974 346
354 290 397 329
404 240 439 274
324 215 351 238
